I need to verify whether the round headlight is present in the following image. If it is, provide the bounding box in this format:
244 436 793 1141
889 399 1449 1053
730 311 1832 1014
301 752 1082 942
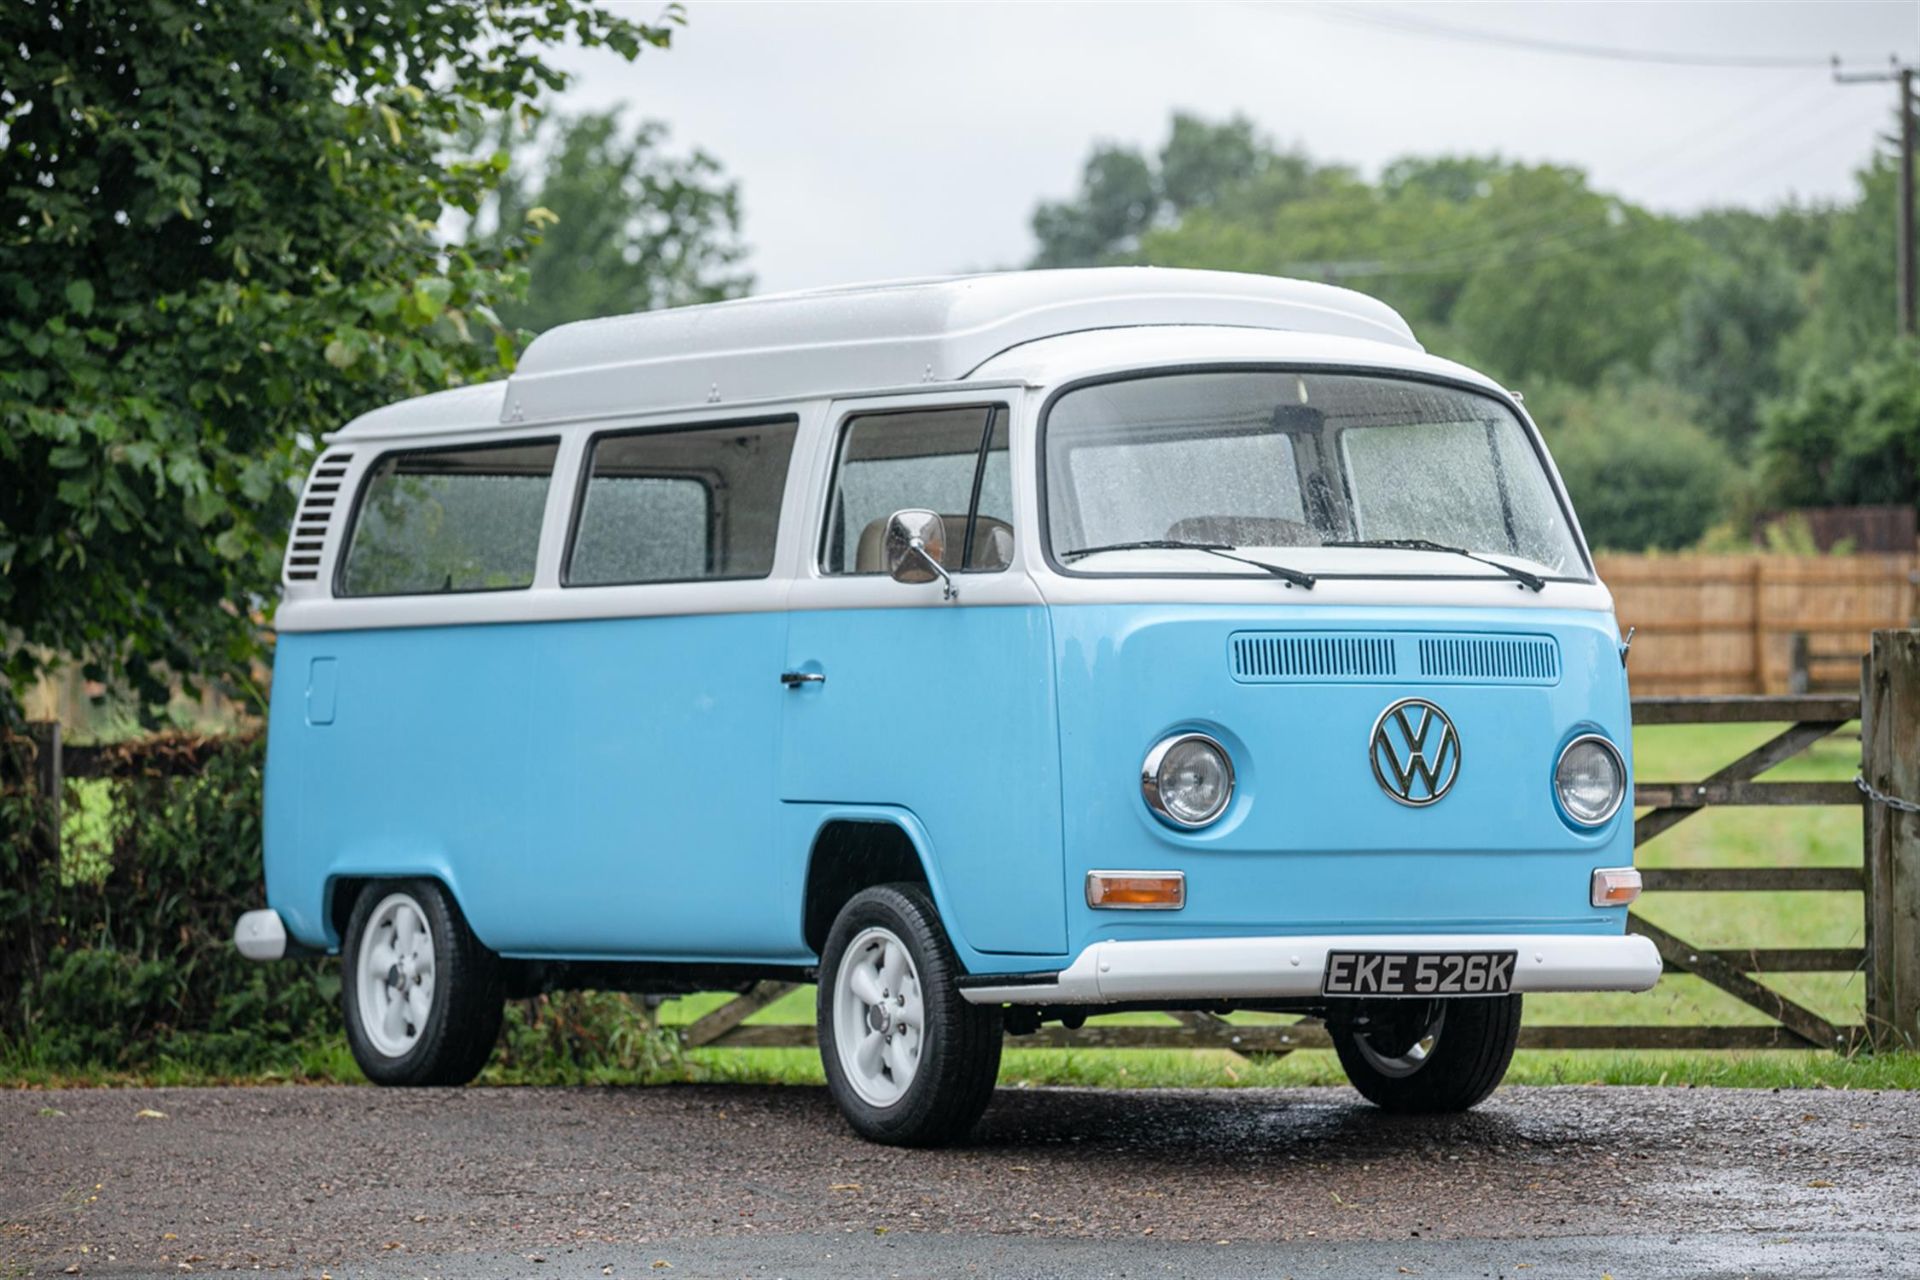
1555 734 1626 826
1142 733 1234 828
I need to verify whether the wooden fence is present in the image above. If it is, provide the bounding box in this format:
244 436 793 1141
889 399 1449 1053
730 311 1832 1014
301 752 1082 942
1597 553 1919 696
23 631 1920 1058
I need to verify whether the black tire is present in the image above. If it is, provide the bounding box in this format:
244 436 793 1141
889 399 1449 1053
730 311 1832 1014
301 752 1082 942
340 879 504 1087
1330 995 1521 1113
816 883 1002 1146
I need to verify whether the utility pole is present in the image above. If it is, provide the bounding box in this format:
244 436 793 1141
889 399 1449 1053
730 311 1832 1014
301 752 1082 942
1835 57 1919 337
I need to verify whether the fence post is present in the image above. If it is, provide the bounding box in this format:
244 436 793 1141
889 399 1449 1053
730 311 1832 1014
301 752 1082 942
28 719 60 854
1789 632 1811 695
1863 630 1920 1051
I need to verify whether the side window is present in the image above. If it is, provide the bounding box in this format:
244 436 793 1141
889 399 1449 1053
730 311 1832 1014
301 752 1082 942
822 405 1013 574
567 417 798 586
338 439 557 597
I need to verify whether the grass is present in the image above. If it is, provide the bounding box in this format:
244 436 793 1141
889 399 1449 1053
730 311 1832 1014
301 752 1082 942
5 721 1893 1092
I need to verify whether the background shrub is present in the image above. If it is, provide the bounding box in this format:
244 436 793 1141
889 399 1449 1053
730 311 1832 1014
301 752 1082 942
1 735 339 1070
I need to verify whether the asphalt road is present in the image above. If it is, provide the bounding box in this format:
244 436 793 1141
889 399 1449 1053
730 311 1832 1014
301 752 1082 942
5 1083 1918 1278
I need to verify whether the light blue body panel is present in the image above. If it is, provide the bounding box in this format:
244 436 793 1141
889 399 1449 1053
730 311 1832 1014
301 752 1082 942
267 614 792 959
263 604 1065 968
263 600 1632 978
781 604 1065 957
1046 603 1633 971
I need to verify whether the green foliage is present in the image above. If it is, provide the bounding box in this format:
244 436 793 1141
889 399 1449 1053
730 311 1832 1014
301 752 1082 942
1786 145 1903 381
1030 113 1324 268
1653 240 1804 451
493 992 684 1084
1028 110 1920 551
1137 155 1694 390
1757 342 1920 510
478 110 751 334
1 737 340 1070
0 0 676 721
1532 381 1736 552
1031 144 1160 268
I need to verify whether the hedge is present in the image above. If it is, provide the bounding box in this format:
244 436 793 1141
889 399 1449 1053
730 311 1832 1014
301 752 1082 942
0 732 675 1079
0 734 340 1069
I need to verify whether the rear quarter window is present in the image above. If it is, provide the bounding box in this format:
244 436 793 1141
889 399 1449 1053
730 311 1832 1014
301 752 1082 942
337 440 558 597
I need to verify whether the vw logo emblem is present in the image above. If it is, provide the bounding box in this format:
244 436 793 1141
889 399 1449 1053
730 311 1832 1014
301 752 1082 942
1369 698 1461 807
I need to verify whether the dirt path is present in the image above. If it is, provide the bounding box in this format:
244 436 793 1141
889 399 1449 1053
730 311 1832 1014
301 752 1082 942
4 1083 1917 1277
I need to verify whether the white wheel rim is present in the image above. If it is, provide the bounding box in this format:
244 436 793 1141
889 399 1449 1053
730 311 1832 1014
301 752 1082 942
831 926 925 1108
356 892 436 1058
1355 1003 1445 1079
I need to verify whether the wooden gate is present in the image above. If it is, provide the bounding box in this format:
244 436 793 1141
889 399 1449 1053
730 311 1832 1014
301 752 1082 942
686 640 1920 1058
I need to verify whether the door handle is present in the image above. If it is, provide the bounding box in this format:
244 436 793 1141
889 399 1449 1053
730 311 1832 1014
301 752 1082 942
780 670 826 688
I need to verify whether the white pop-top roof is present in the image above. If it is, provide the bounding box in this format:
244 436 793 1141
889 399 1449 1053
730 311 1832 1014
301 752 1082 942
334 268 1422 439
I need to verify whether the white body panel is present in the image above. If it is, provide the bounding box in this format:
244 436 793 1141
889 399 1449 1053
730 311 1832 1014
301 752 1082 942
280 278 1611 629
959 933 1663 1005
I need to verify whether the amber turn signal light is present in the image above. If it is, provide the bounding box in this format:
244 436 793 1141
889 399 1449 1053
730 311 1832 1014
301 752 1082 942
1086 871 1186 910
1591 866 1642 907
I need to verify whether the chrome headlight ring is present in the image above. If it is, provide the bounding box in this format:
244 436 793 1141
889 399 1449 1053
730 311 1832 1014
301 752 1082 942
1555 733 1627 827
1142 732 1235 829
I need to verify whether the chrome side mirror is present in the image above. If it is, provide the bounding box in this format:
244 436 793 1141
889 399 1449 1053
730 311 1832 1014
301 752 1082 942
884 509 957 600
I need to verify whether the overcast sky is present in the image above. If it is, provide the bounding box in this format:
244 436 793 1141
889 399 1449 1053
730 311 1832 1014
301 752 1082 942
553 2 1920 293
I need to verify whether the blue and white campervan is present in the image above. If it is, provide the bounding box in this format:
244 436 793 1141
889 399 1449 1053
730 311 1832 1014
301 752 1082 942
237 269 1658 1144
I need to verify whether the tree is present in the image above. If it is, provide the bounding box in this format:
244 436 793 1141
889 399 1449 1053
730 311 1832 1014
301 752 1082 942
1782 139 1905 379
1443 167 1696 388
1157 114 1267 215
479 110 751 334
1757 344 1920 510
1030 144 1158 268
1652 228 1804 451
1533 380 1736 551
0 1 677 722
1029 113 1316 268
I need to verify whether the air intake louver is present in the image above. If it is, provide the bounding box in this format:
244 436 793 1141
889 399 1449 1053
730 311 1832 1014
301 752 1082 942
1417 635 1559 683
1229 631 1562 684
283 452 353 582
1231 634 1397 681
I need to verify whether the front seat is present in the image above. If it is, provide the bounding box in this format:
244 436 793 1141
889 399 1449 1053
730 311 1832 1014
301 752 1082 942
854 515 1014 573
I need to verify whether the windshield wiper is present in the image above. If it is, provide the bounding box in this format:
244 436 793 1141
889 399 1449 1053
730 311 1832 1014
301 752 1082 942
1321 538 1546 592
1061 539 1315 589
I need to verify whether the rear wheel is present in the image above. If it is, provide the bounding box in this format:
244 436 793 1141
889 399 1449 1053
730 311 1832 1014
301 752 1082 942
817 883 1001 1146
341 879 504 1086
1330 995 1521 1113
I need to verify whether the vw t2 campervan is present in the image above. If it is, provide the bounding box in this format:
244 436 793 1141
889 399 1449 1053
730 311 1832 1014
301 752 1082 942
236 269 1658 1145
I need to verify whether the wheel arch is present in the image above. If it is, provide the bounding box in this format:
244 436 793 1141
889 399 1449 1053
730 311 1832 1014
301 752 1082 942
801 814 943 960
324 864 470 950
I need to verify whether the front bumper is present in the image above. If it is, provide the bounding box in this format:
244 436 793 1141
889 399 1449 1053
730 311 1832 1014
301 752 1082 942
958 932 1661 1005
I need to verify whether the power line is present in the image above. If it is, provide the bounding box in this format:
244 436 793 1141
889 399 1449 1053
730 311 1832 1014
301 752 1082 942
1298 3 1892 71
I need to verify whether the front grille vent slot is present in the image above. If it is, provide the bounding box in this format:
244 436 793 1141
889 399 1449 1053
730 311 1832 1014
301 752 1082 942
1417 635 1559 683
284 452 354 583
1231 634 1397 681
1229 631 1562 684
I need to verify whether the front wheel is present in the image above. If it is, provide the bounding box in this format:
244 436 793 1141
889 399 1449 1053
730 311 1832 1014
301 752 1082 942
1329 995 1522 1113
340 879 505 1086
817 883 1002 1146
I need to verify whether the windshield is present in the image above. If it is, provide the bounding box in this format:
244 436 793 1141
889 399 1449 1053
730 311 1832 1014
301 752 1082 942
1043 370 1587 580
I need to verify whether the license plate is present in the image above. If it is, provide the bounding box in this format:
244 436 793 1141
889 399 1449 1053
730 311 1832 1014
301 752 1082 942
1321 950 1516 997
